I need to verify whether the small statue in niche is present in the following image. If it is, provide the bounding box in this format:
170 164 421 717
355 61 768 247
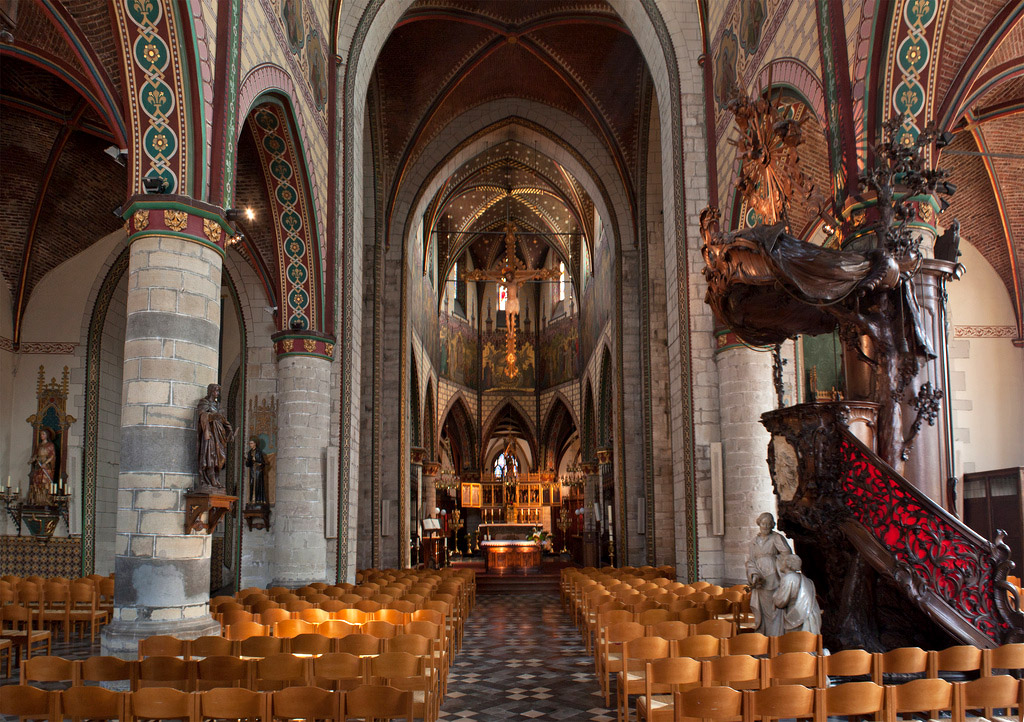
245 437 267 505
27 428 56 506
746 511 793 636
197 383 236 490
773 553 822 634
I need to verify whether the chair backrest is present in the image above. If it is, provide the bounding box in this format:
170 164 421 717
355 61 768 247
647 656 701 688
190 635 234 658
128 687 192 721
0 685 54 719
198 687 263 720
704 653 761 689
748 684 815 721
137 656 192 690
369 651 421 683
677 607 711 625
343 684 413 721
195 655 250 690
336 633 381 656
372 608 406 625
61 686 123 721
21 655 78 686
723 632 770 657
818 681 886 718
822 648 873 684
389 633 431 657
877 646 928 683
676 686 744 721
313 653 365 691
300 608 331 624
766 652 818 687
930 644 983 676
258 608 292 626
887 677 954 717
409 609 442 626
692 618 735 639
363 620 399 639
289 633 333 656
636 608 673 626
986 642 1024 675
239 634 284 658
961 675 1023 719
650 620 690 643
139 635 187 658
404 620 441 641
81 655 134 684
676 633 722 660
275 619 315 639
226 620 269 641
270 685 340 720
774 630 822 655
319 620 358 639
256 653 309 690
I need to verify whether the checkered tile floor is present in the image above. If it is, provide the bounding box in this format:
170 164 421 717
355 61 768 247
439 592 616 721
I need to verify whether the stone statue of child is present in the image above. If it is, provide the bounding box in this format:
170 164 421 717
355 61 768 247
773 553 822 634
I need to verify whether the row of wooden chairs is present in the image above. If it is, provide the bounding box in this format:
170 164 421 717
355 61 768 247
1 582 110 646
218 601 449 628
630 675 1024 722
1 684 418 722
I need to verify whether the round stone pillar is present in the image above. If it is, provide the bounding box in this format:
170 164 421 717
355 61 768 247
715 331 778 583
901 258 960 507
102 198 233 657
271 332 335 586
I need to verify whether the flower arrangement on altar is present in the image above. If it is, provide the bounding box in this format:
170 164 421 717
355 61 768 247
529 527 552 551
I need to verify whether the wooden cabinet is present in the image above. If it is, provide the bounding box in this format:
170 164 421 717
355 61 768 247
964 467 1024 573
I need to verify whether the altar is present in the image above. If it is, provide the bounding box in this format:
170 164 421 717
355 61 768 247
480 539 541 575
476 523 536 541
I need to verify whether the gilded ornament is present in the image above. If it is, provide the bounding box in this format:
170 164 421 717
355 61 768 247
133 209 150 231
203 218 222 244
287 339 296 352
324 343 334 357
164 209 188 232
304 339 316 353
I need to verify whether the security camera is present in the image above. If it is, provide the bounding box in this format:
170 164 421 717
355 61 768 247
142 176 167 193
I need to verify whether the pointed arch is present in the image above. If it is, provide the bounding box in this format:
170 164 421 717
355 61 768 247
409 351 421 448
583 380 596 463
423 379 436 460
598 345 614 448
541 394 579 472
440 393 476 474
480 398 539 472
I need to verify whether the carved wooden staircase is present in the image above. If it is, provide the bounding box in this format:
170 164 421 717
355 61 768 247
762 402 1024 651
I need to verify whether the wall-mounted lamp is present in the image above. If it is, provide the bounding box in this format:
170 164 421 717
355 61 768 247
104 145 128 167
142 176 167 194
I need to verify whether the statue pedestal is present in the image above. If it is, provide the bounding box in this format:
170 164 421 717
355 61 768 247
184 492 237 534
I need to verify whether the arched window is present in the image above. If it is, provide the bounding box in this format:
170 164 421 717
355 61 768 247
497 284 507 311
558 262 567 302
492 450 519 481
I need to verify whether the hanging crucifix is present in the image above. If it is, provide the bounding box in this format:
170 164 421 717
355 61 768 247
463 221 558 378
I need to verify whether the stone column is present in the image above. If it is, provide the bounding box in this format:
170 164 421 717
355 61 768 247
422 461 440 523
271 331 335 586
102 198 232 657
596 448 614 565
581 462 599 567
901 258 960 507
715 331 778 584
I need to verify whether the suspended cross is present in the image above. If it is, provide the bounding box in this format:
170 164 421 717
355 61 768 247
463 221 558 378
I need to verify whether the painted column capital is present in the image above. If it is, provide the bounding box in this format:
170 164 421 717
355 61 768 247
423 461 441 477
271 330 336 361
410 446 427 465
595 447 613 465
123 195 234 255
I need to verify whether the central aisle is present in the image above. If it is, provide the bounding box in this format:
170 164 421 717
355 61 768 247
439 592 615 721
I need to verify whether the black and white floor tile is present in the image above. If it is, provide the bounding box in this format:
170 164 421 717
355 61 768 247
439 592 616 722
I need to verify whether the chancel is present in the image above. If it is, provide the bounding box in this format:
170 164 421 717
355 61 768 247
1 0 1023 717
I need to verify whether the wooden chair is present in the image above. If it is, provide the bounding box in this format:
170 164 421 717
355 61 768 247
691 619 736 639
336 633 382 657
703 654 762 691
98 578 115 618
197 687 265 722
764 652 818 687
0 637 12 679
648 620 690 656
985 643 1024 676
368 651 438 722
81 655 135 687
319 620 358 639
637 609 674 628
885 677 956 722
597 621 646 706
189 635 234 659
195 655 251 690
60 686 125 722
257 608 292 627
127 688 193 722
363 620 400 641
819 648 874 687
960 674 1023 721
676 634 723 660
139 635 187 658
771 630 822 657
321 600 349 614
300 608 332 625
252 599 282 614
745 683 815 722
274 619 315 639
372 608 407 626
255 653 310 691
635 657 701 722
1 603 52 660
929 644 983 679
874 646 928 684
135 655 193 691
342 684 413 722
289 632 333 656
675 685 744 722
0 685 56 721
269 685 341 721
239 635 284 658
677 607 712 625
41 582 71 643
617 636 671 722
723 633 770 657
313 652 365 691
226 620 269 641
812 681 885 722
20 655 79 687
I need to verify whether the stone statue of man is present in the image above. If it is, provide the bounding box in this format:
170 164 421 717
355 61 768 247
197 383 235 490
773 553 822 634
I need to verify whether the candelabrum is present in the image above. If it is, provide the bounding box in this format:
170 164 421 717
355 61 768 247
1 483 71 540
559 462 586 490
557 506 572 554
449 508 464 561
